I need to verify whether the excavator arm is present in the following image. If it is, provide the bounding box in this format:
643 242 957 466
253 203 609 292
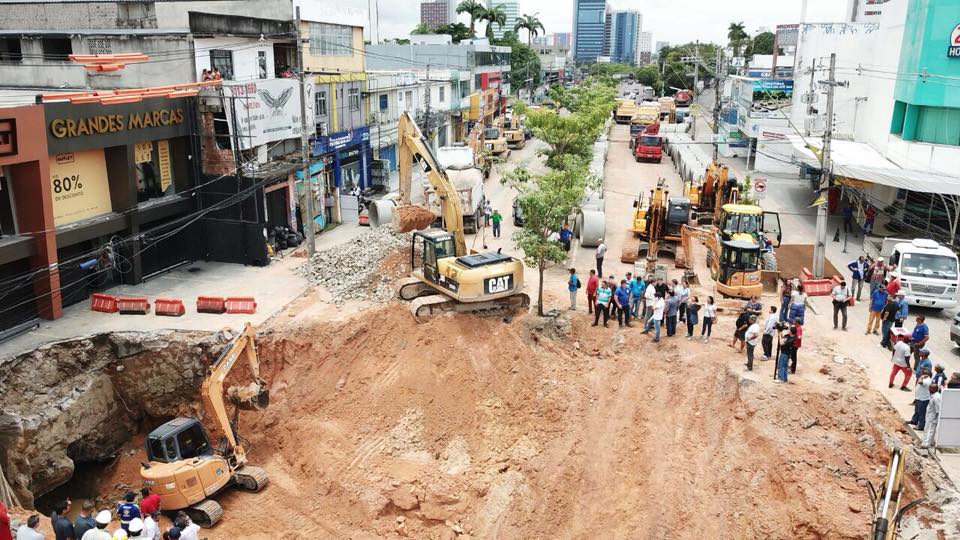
397 112 468 256
200 323 268 456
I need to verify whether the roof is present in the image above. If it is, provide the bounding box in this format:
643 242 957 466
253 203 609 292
789 137 960 197
721 204 763 215
723 239 761 250
146 417 200 440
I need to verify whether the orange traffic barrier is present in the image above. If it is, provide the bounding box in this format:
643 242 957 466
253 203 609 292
117 296 150 315
155 298 186 317
197 296 226 314
224 297 257 314
90 293 118 313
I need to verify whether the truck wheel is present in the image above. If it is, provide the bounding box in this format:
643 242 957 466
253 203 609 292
761 251 778 272
579 210 605 248
635 155 640 162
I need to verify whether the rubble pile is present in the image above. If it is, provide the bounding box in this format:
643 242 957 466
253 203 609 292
295 227 411 303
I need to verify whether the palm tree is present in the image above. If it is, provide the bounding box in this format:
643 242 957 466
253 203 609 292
480 5 507 40
728 21 748 57
514 12 545 46
456 0 485 36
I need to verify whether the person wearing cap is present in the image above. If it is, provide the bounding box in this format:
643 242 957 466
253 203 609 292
909 367 933 430
112 529 127 540
116 492 140 533
879 295 899 349
81 511 113 540
894 291 909 328
161 528 180 540
922 382 943 449
933 364 947 389
126 518 148 539
910 315 930 367
914 348 933 385
15 515 43 540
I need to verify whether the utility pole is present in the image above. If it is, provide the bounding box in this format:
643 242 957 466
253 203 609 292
295 6 315 256
423 64 431 143
711 46 723 162
813 53 846 278
691 40 700 140
804 58 818 136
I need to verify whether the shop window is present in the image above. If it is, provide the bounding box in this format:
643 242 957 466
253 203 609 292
258 51 268 79
0 171 16 237
212 111 231 150
135 140 177 203
316 90 327 116
0 38 22 62
42 38 72 61
348 87 360 111
378 94 388 112
209 49 234 80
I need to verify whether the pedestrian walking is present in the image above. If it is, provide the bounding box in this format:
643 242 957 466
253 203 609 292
675 279 690 322
779 278 792 323
842 205 854 234
685 296 701 338
643 277 657 321
16 515 43 540
848 256 868 301
615 280 633 327
595 240 606 275
879 296 899 349
762 306 778 360
643 292 665 342
81 511 113 540
491 209 502 237
51 499 75 540
585 270 598 314
921 383 942 448
701 296 717 342
592 280 612 327
788 284 808 325
909 369 933 429
732 309 751 352
868 258 887 295
775 326 798 383
664 290 679 337
889 338 913 391
744 315 760 371
75 500 98 540
831 280 853 330
863 205 876 235
866 285 888 335
895 291 909 328
559 223 572 252
567 268 580 310
483 201 492 227
629 274 645 318
910 315 930 367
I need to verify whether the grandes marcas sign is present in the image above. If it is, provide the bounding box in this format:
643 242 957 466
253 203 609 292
49 149 112 226
44 98 192 154
223 79 315 150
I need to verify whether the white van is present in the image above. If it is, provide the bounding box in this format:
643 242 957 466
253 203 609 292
886 238 959 309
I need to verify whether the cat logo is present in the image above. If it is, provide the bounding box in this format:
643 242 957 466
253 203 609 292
485 274 513 294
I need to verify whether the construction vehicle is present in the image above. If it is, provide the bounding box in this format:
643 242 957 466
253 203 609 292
674 89 693 107
427 146 487 234
482 118 510 159
391 112 529 320
657 97 676 124
629 102 662 148
678 225 764 298
621 178 691 271
503 110 526 149
866 446 924 540
614 97 638 124
140 323 269 527
633 122 663 163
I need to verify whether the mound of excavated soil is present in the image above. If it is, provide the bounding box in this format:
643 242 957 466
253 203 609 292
184 304 930 539
395 205 438 233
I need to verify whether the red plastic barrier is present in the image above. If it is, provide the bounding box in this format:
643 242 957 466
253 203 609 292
117 296 150 315
224 296 257 314
890 327 912 345
90 293 118 313
155 298 185 317
800 278 834 296
197 296 226 314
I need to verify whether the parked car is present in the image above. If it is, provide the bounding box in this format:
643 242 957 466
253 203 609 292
512 197 524 226
951 312 960 347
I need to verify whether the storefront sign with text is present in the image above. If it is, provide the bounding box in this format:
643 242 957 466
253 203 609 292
49 108 184 139
49 150 113 226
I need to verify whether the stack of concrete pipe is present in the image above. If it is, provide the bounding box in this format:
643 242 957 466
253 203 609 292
663 132 711 187
576 118 613 248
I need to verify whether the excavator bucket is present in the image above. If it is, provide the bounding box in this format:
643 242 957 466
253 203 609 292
227 380 270 411
393 204 437 233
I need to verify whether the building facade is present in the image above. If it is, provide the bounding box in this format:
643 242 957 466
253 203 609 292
607 11 641 65
638 31 653 65
421 1 451 29
487 0 518 40
572 0 606 63
846 0 892 21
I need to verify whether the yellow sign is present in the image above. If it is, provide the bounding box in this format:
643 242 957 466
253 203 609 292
156 140 172 192
49 108 185 139
49 150 112 226
135 142 152 163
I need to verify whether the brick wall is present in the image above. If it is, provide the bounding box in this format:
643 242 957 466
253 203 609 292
199 112 236 176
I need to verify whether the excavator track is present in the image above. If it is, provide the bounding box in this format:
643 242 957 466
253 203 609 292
410 293 530 323
398 277 435 301
234 465 269 491
186 499 224 528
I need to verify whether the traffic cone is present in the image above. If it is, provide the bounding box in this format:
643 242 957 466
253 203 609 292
833 228 840 242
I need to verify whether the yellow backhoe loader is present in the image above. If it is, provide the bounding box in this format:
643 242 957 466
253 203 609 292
140 323 269 527
392 112 530 321
678 224 764 299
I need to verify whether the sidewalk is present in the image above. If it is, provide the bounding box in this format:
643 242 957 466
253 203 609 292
0 222 365 359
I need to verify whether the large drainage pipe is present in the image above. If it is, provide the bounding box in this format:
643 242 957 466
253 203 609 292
369 200 396 228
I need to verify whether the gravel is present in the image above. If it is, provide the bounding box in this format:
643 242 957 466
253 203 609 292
295 227 412 303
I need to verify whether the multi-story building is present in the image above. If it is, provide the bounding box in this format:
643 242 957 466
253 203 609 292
421 1 451 29
573 0 607 63
603 7 613 57
637 31 653 65
487 0 518 40
608 11 641 65
555 32 572 50
845 0 891 21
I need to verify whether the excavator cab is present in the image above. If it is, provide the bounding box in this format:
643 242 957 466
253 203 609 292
145 418 214 464
718 204 782 247
714 240 763 298
413 230 457 287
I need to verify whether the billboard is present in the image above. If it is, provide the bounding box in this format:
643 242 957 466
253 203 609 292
49 149 112 226
737 79 794 119
224 79 315 150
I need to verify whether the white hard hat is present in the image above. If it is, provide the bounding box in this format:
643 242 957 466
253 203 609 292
113 529 128 539
128 517 144 533
95 510 112 525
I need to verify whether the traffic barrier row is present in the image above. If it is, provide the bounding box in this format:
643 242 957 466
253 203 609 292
90 294 256 316
799 267 842 297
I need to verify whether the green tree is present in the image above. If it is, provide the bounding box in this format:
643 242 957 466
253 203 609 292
456 0 485 36
634 64 661 88
480 5 507 39
661 61 691 96
752 31 776 55
728 22 749 57
434 22 473 43
521 80 616 168
411 23 432 34
513 12 545 46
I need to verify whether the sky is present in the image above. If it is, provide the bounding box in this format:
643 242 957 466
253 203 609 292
352 0 849 46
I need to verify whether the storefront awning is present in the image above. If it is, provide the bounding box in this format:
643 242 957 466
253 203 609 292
789 136 960 196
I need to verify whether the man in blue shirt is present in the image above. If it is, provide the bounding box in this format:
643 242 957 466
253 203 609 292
567 268 579 310
629 275 645 318
866 286 887 335
895 292 909 328
117 491 141 533
911 315 930 368
559 224 573 252
615 280 633 327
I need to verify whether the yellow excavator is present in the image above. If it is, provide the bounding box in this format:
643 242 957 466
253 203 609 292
679 224 763 298
140 323 269 527
866 447 925 540
620 178 692 275
392 112 530 321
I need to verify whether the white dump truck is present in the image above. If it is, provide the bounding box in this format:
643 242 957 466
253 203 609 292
872 238 960 309
423 146 486 234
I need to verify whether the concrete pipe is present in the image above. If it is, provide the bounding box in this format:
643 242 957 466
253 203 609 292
368 199 396 228
578 210 606 248
581 192 605 212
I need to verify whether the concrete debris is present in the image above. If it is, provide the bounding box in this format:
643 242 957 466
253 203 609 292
295 227 412 303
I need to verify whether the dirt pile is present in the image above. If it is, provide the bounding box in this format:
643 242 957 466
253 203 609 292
295 227 411 303
395 204 438 233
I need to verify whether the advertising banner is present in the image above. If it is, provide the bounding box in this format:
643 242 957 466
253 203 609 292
744 79 794 119
44 98 190 154
224 79 315 150
49 149 112 226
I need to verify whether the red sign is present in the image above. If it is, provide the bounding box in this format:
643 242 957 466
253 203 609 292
754 179 767 193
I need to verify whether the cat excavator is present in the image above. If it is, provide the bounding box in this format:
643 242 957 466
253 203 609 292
392 112 530 321
621 177 692 275
140 323 269 527
866 446 925 540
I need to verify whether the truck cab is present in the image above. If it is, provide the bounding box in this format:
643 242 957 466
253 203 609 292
887 238 959 309
633 133 663 162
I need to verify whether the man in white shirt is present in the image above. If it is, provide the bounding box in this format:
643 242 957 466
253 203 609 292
643 279 657 321
889 339 913 391
141 511 160 540
16 515 44 540
744 315 760 371
595 240 607 276
762 306 779 360
922 384 942 448
642 293 665 342
831 280 853 330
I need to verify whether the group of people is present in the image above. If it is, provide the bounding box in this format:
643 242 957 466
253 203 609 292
733 296 804 383
6 488 202 540
198 68 222 81
482 202 503 238
567 269 717 343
